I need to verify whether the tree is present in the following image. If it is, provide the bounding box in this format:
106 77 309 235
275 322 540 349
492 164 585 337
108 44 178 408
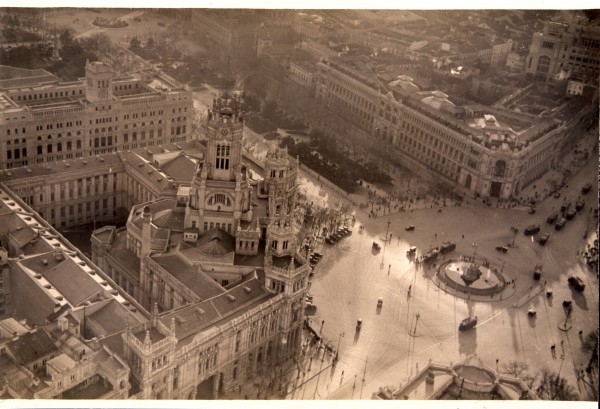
534 368 578 400
502 360 535 389
129 36 141 49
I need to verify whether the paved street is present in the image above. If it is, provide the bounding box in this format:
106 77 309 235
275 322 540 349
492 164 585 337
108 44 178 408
299 148 598 400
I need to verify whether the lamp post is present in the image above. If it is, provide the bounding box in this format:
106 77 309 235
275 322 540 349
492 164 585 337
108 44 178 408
335 332 344 362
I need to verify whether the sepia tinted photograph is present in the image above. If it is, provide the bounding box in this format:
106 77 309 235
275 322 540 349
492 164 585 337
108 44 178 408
0 5 597 404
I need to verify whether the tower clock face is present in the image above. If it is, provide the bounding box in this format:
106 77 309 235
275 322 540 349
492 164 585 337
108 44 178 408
221 128 229 137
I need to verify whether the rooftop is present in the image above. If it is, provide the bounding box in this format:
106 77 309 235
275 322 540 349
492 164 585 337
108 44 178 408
160 274 275 342
151 253 226 300
6 328 57 365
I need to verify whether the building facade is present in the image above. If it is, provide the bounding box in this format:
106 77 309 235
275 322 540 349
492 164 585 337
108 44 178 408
314 57 597 199
526 16 600 82
90 93 310 399
0 61 193 170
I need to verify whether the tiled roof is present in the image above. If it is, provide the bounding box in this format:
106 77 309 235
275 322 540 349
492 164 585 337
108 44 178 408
196 228 236 256
6 328 57 365
161 155 197 182
42 256 103 307
151 253 225 300
87 300 138 338
0 153 123 184
160 275 274 341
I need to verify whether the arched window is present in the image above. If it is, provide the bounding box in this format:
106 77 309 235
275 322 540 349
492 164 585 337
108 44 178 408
537 55 551 74
493 160 507 177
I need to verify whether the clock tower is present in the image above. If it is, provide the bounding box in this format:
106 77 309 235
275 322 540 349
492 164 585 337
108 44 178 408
183 92 253 234
205 93 244 181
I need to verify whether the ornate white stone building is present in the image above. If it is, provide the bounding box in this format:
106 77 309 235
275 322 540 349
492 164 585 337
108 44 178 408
90 93 310 399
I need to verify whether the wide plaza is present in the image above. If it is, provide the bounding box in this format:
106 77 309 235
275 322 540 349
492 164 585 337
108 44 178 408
294 134 598 400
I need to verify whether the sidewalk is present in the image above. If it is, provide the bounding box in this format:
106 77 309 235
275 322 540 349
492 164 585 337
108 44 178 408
221 327 339 400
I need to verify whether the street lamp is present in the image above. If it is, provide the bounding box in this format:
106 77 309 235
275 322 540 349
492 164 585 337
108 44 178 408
335 332 344 363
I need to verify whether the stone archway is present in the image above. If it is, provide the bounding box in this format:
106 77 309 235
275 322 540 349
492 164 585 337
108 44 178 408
195 375 216 399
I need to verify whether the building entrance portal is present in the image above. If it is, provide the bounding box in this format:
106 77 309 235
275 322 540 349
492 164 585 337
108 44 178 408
490 181 502 198
465 174 472 189
196 375 216 399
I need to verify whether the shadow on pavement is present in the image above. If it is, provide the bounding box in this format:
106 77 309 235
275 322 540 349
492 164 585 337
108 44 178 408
571 291 589 311
353 328 361 345
458 329 477 356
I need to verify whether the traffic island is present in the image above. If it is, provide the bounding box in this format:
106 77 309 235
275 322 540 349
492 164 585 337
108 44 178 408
432 258 515 302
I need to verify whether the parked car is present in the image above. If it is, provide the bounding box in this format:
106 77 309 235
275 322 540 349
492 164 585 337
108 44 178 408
575 200 585 211
568 276 585 292
377 297 383 307
356 318 363 330
565 208 577 220
555 218 567 230
528 206 536 214
405 225 415 231
528 309 537 317
582 183 592 194
547 211 559 224
562 300 573 308
546 289 553 297
459 316 478 331
524 224 541 235
495 245 508 253
422 248 439 263
560 202 571 212
538 233 550 245
440 241 456 254
372 242 381 251
406 246 417 255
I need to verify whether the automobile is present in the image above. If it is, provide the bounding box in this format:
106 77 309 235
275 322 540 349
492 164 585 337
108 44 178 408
524 224 541 235
423 248 439 263
547 212 559 224
377 297 383 307
546 289 553 297
565 208 577 220
459 316 478 331
528 206 536 214
568 276 585 292
582 183 592 194
533 264 542 280
562 300 573 308
555 218 567 230
495 245 508 253
325 237 335 245
575 200 585 211
560 202 571 212
312 252 323 259
528 309 537 317
405 225 415 231
340 227 352 236
356 318 363 329
440 241 456 254
306 293 314 303
372 242 381 251
553 191 561 199
406 246 417 255
538 233 550 245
